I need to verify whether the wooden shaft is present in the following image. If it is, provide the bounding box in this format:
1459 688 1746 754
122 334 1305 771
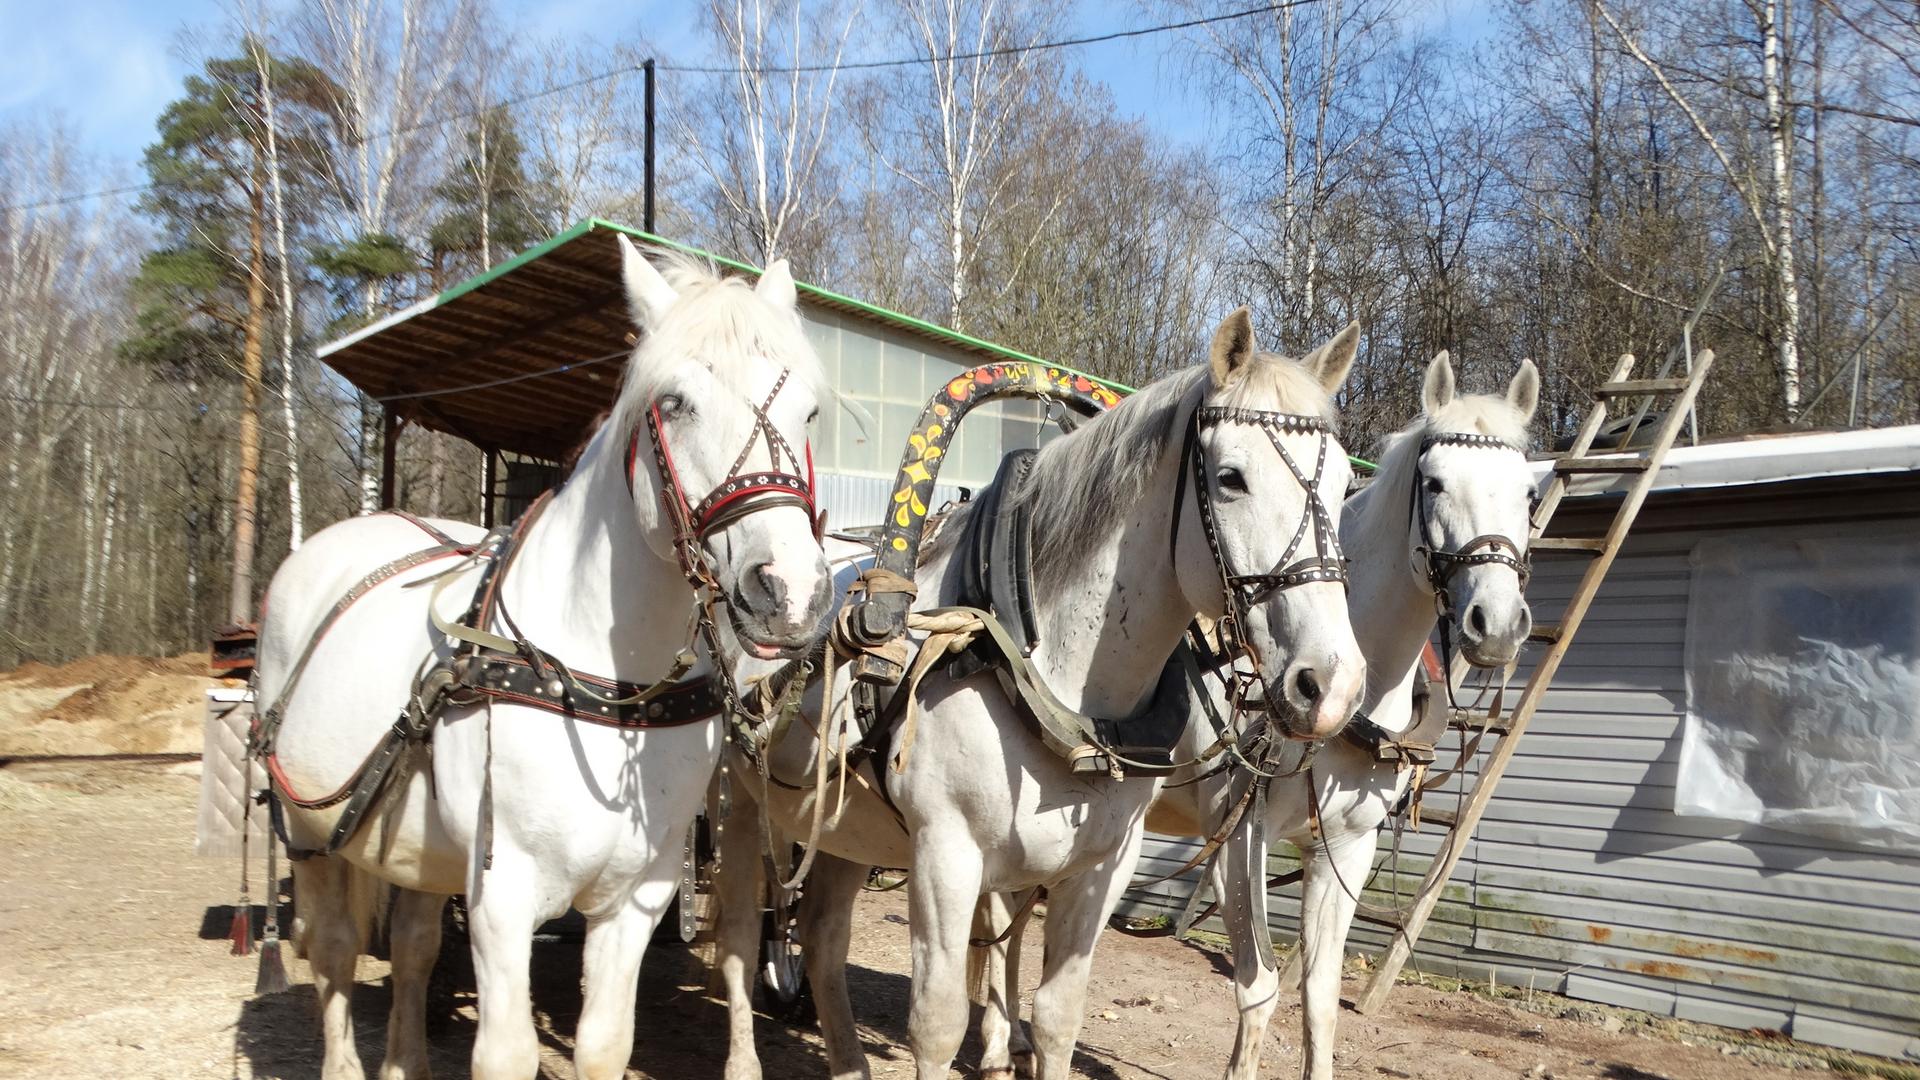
1356 350 1716 1014
379 408 400 511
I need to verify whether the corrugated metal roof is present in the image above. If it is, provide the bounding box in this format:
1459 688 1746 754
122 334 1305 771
1536 424 1920 500
315 218 1118 460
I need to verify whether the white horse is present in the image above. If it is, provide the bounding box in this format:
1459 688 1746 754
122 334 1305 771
254 238 835 1080
980 353 1541 1080
712 310 1368 1080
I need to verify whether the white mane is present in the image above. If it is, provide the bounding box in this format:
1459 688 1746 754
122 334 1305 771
1368 391 1533 512
993 351 1339 586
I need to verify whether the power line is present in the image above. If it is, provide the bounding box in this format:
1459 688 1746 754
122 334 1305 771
0 347 629 414
2 0 1315 214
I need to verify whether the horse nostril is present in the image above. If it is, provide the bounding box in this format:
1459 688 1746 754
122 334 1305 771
1294 667 1323 705
749 562 787 612
1468 604 1488 638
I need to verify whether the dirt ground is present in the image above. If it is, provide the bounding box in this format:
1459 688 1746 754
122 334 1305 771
0 652 211 757
0 747 1881 1079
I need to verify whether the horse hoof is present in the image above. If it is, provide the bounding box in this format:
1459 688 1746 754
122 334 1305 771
1013 1052 1036 1079
980 1070 1016 1079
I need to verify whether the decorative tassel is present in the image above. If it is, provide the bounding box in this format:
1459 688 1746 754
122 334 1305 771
254 934 289 994
255 793 290 993
229 906 252 957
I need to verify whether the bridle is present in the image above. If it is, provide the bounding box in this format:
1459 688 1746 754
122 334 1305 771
1171 403 1349 726
628 366 819 593
1409 431 1534 713
1408 431 1533 606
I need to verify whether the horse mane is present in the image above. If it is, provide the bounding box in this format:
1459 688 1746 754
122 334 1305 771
1367 391 1533 517
606 248 825 444
929 350 1339 587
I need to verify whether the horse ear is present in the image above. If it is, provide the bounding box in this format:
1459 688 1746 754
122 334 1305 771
1302 320 1361 394
1422 351 1456 413
1508 358 1540 420
618 235 677 329
1209 307 1256 388
756 258 798 310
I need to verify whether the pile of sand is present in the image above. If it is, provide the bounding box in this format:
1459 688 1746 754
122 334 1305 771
0 653 213 757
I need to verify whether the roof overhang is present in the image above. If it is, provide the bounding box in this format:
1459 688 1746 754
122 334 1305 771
1531 425 1920 499
317 218 1099 460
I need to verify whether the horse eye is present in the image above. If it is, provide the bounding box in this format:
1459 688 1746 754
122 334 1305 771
1425 477 1445 495
657 394 689 417
807 408 820 424
1217 468 1248 494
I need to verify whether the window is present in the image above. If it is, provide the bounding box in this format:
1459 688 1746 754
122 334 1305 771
1679 534 1920 847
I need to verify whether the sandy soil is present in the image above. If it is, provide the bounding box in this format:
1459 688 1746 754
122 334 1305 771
0 653 211 757
0 752 1878 1079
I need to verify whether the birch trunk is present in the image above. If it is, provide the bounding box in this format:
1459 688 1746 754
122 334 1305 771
253 37 306 550
1759 0 1803 416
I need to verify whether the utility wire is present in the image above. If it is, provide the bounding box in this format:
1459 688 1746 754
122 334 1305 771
1 346 628 414
3 0 1316 213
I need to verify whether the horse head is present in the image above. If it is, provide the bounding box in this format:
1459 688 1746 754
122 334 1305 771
1180 309 1365 740
1404 352 1540 667
614 235 833 658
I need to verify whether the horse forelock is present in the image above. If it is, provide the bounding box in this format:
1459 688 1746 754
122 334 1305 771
607 249 825 447
1370 391 1533 519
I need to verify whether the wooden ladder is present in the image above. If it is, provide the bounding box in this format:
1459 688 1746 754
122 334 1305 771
1349 347 1717 1013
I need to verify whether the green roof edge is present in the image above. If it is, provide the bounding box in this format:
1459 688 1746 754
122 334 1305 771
378 218 1377 472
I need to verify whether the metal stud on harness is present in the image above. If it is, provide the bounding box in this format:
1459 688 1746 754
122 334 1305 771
1172 405 1349 718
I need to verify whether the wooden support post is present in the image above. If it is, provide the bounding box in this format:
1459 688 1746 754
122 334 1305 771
482 450 498 528
379 407 400 511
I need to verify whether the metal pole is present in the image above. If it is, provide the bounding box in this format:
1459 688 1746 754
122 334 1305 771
379 408 400 511
482 450 498 529
643 58 656 234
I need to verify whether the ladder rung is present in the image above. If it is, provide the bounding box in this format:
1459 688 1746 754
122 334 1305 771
1528 623 1562 644
1353 902 1406 928
1447 710 1511 735
1529 537 1608 555
1553 455 1651 475
1594 377 1691 398
1415 806 1459 830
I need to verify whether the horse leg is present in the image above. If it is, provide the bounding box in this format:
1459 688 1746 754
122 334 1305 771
466 852 542 1080
907 835 984 1080
800 854 874 1080
973 891 1035 1079
1217 821 1280 1080
295 855 372 1080
1297 830 1377 1080
711 798 770 1080
574 860 678 1080
380 888 449 1080
1027 837 1142 1080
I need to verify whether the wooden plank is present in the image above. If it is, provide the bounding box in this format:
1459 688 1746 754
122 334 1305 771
1553 455 1653 474
1355 351 1717 1014
1594 377 1692 398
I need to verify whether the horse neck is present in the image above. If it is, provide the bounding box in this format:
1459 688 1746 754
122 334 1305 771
494 427 699 680
1340 471 1438 733
1021 447 1195 719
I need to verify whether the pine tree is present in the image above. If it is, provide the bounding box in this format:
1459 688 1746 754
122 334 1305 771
428 108 560 280
122 42 338 627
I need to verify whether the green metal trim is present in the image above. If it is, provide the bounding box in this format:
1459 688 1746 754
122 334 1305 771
334 217 1376 471
580 219 1135 396
435 218 601 306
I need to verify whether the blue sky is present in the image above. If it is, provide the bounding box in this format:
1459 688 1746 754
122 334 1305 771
2 0 1497 188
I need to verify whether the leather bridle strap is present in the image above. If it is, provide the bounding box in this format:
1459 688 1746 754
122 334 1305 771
630 368 818 589
1408 431 1533 600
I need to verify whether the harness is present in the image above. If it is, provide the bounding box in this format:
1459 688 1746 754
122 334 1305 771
254 371 818 858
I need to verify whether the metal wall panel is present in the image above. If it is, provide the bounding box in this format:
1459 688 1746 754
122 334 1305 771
1120 499 1920 1060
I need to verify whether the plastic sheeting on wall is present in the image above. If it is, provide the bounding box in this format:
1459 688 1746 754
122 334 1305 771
1679 535 1920 847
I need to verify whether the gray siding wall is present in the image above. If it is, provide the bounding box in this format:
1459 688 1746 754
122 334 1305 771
1120 504 1920 1062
